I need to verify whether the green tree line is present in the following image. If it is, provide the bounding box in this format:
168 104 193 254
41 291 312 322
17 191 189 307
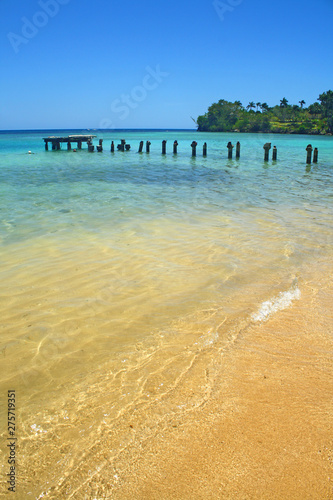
196 91 333 134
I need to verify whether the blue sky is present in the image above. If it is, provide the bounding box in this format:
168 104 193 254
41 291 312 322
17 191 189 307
1 0 332 130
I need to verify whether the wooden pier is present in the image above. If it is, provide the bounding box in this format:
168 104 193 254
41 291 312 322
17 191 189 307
43 135 97 151
42 137 320 164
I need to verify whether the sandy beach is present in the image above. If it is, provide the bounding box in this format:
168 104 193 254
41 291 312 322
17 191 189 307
112 271 332 499
74 260 332 500
1 131 332 499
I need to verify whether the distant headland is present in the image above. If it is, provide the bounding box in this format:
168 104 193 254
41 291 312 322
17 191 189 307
196 90 333 135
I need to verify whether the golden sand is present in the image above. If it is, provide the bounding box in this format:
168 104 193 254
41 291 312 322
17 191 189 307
1 232 332 498
103 264 332 500
21 261 330 500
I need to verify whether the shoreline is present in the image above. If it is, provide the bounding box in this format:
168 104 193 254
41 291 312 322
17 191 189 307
20 259 333 499
1 129 332 498
197 129 333 136
83 261 333 499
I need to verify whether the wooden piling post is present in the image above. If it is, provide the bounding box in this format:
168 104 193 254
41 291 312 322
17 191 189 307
236 141 240 159
272 146 277 161
173 141 178 154
97 139 103 152
313 147 318 163
203 142 207 156
125 144 131 151
56 142 61 150
111 141 114 152
227 141 234 159
138 141 144 153
52 142 56 150
87 139 94 152
306 144 313 164
263 143 271 161
45 142 48 151
191 141 197 157
146 141 151 153
78 141 82 150
119 139 126 152
67 141 71 151
162 140 167 155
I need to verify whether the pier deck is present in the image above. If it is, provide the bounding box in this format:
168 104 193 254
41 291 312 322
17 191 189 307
43 135 97 150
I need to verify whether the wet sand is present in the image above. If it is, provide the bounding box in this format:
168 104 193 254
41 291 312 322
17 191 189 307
84 262 333 500
3 260 332 499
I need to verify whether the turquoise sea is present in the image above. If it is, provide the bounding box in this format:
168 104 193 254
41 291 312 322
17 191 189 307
0 129 332 498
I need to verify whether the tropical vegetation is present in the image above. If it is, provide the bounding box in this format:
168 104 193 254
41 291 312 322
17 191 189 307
196 90 333 134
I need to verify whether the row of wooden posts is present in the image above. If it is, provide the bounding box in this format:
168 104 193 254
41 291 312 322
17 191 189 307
95 139 233 157
44 136 320 163
89 139 320 163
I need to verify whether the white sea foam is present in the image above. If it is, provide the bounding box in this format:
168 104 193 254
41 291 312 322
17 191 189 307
251 286 301 323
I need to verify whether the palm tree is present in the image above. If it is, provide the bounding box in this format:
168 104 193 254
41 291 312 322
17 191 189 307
234 100 243 109
256 102 262 112
247 101 255 112
261 102 270 113
299 100 306 109
280 97 289 108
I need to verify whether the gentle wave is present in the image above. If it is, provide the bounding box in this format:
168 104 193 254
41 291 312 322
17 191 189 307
251 285 301 323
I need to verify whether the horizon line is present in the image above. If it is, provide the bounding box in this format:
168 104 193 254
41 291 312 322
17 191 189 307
0 128 198 133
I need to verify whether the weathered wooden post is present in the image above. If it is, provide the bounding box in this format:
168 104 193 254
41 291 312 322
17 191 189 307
97 139 103 152
78 141 82 150
263 142 271 161
67 141 71 150
56 142 61 150
138 141 144 153
52 142 56 150
45 141 48 151
111 141 114 152
146 141 151 153
313 147 318 163
118 139 126 152
162 140 167 155
227 141 234 159
203 142 207 156
306 144 313 164
236 141 240 159
87 139 94 152
191 141 197 157
173 140 178 154
125 144 131 151
272 146 277 161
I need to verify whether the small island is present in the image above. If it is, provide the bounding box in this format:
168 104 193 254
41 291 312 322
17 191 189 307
196 90 333 135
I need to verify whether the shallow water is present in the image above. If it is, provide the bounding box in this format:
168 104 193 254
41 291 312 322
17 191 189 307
0 130 332 497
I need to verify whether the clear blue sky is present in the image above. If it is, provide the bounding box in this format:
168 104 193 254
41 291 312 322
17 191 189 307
1 0 332 130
